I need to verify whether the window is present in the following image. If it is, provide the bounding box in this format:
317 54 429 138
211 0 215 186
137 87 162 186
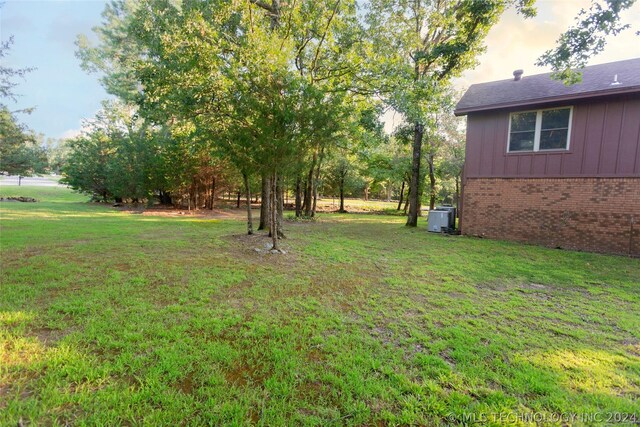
508 107 572 152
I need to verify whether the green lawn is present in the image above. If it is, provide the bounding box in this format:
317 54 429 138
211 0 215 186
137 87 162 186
1 186 639 426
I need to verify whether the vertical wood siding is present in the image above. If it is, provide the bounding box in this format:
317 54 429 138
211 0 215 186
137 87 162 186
464 95 640 178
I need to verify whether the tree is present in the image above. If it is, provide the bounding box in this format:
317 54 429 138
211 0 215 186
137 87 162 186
537 0 637 85
62 130 112 200
1 30 42 177
61 98 228 205
44 138 71 175
81 0 366 248
364 0 535 227
325 156 353 213
1 37 35 106
0 107 47 176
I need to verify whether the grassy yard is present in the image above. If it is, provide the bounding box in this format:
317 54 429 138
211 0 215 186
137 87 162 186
1 186 639 426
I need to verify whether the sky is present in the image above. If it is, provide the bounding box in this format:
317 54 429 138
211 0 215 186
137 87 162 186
1 0 640 140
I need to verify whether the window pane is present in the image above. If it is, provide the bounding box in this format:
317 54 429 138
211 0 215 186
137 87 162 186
510 112 536 132
540 129 568 150
509 131 535 151
541 108 570 130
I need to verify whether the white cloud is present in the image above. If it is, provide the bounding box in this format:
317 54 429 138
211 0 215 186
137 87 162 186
58 128 83 140
456 0 640 89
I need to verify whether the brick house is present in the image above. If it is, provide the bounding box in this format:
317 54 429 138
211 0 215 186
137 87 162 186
455 58 640 256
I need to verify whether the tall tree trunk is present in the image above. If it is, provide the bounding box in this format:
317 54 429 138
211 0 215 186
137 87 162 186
276 175 285 238
428 151 436 210
403 185 410 214
304 149 318 217
295 175 302 217
208 176 216 209
270 170 279 250
243 173 254 235
406 122 424 226
311 145 324 217
454 175 460 215
397 180 405 210
339 177 346 213
301 186 308 213
269 0 281 29
259 174 271 230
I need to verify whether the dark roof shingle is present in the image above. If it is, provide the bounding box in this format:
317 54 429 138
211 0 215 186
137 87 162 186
455 58 640 115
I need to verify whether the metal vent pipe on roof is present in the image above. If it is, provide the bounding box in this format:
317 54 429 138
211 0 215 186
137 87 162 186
611 74 621 86
513 69 524 81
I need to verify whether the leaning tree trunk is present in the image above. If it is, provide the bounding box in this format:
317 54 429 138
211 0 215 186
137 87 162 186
243 173 254 235
258 174 271 231
397 180 405 210
406 122 424 227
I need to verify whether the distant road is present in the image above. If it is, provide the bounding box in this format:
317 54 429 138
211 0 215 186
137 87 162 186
0 175 66 187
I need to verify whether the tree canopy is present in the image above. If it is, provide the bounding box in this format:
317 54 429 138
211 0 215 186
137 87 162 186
62 0 637 243
537 0 637 84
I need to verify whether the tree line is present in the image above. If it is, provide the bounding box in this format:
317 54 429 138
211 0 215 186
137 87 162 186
3 0 633 249
64 0 513 250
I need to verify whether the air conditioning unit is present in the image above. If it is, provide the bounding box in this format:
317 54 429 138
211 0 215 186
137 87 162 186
435 206 456 229
427 210 450 233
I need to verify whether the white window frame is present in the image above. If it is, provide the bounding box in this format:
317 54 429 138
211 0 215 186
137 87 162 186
507 106 573 153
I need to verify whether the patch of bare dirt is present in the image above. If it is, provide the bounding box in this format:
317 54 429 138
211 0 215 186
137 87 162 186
174 372 195 395
27 326 66 347
439 350 457 368
222 233 299 267
225 359 266 387
116 203 260 221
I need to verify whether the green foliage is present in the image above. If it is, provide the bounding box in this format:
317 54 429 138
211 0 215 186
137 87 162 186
62 101 170 201
362 0 536 224
0 30 44 176
364 0 535 122
61 131 112 200
536 0 637 85
0 107 47 176
0 36 35 105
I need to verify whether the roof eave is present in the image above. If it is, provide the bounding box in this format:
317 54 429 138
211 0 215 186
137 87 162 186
454 86 640 116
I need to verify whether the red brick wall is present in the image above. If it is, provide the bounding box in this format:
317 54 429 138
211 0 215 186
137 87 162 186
461 177 640 256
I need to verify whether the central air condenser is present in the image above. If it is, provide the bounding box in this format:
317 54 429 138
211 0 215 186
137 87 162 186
427 210 450 233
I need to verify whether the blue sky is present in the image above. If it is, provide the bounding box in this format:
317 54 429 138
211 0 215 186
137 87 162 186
2 0 639 139
1 0 108 140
